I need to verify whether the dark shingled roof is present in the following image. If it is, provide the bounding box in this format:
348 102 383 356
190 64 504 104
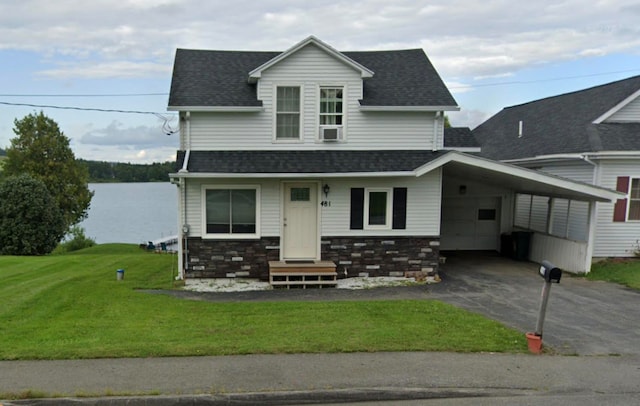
473 75 640 160
175 150 447 174
169 47 456 108
444 127 478 148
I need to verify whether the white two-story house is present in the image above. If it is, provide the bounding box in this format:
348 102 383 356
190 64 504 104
168 36 619 283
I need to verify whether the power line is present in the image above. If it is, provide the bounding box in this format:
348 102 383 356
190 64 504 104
0 93 168 97
449 68 640 90
0 101 172 116
0 101 179 135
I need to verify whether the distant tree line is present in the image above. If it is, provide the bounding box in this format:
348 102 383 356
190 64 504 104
79 159 176 183
0 147 6 156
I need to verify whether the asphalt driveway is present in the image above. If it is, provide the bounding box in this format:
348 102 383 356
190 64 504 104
435 251 640 355
150 251 640 356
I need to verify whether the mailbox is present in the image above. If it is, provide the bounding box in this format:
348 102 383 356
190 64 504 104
539 260 562 283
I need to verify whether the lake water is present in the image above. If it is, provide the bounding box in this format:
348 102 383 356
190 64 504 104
79 183 178 244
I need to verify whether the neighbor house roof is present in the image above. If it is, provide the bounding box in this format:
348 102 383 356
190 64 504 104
473 75 640 160
175 150 447 174
443 127 478 148
168 44 457 109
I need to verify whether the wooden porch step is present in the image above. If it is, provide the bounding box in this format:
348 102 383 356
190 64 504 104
268 261 337 289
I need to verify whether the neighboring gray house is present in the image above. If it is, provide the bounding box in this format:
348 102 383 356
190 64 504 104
474 75 640 267
167 36 618 284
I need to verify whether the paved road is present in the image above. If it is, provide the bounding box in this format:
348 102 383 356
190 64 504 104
2 352 640 404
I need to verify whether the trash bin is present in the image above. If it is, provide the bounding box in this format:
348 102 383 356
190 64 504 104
500 233 514 258
511 231 532 261
116 269 125 280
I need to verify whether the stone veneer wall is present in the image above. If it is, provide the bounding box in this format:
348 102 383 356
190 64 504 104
183 236 440 279
184 237 280 280
321 236 440 278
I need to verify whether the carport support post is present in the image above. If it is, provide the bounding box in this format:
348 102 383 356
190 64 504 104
535 280 552 336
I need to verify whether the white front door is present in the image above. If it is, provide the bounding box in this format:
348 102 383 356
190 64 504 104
283 183 318 260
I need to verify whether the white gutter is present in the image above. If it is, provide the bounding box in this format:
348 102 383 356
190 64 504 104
506 151 640 165
169 171 416 179
180 112 191 173
359 105 460 112
168 106 264 112
432 111 440 152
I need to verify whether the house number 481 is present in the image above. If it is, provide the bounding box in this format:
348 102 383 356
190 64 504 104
321 200 331 207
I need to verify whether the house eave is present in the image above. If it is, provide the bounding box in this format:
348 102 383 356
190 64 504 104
359 105 460 112
169 171 416 179
167 106 264 112
442 147 481 153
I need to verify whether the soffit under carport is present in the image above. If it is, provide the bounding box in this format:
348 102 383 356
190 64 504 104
441 160 612 202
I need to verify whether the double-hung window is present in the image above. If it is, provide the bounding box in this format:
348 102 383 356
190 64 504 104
203 186 260 238
319 87 343 125
629 178 640 220
276 86 301 140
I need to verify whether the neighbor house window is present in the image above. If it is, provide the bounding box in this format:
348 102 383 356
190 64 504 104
364 188 392 229
276 86 301 140
319 87 343 125
629 178 640 220
203 186 260 237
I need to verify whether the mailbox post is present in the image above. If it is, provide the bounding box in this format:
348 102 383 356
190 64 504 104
527 260 562 353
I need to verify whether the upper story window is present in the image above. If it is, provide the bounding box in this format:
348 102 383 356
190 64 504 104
319 87 343 125
276 86 301 140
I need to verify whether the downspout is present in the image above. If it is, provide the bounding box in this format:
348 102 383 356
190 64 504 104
178 111 191 279
180 111 191 173
581 154 599 273
432 111 441 151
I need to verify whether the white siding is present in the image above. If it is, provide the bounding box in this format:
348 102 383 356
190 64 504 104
321 171 442 237
183 171 442 239
593 159 640 257
529 233 588 273
185 44 438 151
606 95 640 122
535 161 595 184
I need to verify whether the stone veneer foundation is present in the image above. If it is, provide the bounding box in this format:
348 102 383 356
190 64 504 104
183 236 440 280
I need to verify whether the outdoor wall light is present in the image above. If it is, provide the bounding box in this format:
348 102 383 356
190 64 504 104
459 185 467 195
323 184 330 198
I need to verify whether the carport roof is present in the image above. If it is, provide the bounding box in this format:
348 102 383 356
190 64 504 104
171 150 621 202
419 151 621 202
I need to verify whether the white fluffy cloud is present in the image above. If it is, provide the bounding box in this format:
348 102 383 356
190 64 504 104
1 0 638 80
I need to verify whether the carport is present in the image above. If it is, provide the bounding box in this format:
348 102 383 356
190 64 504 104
418 152 622 273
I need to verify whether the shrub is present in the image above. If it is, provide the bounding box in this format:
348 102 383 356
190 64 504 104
0 175 66 255
54 226 96 254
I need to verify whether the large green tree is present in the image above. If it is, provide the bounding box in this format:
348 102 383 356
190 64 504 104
4 112 93 230
0 174 66 255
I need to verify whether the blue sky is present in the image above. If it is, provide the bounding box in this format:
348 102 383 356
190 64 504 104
1 0 639 163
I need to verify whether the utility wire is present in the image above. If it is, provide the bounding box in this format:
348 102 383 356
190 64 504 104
0 93 168 97
0 100 171 116
0 101 179 134
449 68 640 90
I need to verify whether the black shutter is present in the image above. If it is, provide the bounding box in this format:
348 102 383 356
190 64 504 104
350 188 364 229
392 187 407 229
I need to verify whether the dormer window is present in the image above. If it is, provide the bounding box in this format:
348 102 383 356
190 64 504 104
320 87 343 125
275 86 301 140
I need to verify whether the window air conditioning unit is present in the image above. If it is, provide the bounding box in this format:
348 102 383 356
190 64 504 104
320 126 342 142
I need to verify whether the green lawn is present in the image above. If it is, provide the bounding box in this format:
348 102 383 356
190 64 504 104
589 258 640 290
0 244 527 360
